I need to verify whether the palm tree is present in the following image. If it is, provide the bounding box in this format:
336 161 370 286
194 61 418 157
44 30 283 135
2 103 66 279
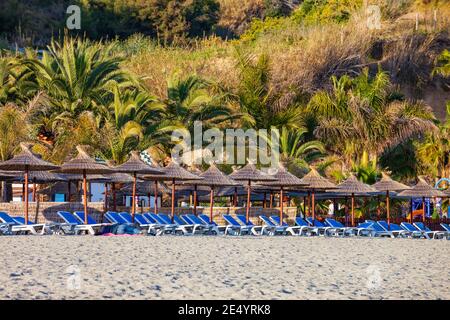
0 104 29 161
233 51 303 130
279 126 325 175
0 56 34 107
99 85 166 164
308 69 437 169
161 75 235 134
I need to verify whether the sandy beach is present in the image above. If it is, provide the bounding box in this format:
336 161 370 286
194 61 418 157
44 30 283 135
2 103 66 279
0 236 448 300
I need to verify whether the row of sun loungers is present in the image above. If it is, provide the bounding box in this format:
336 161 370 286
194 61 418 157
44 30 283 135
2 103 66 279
0 210 449 239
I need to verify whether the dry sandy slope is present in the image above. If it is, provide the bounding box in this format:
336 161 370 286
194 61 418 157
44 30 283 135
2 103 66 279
0 236 448 299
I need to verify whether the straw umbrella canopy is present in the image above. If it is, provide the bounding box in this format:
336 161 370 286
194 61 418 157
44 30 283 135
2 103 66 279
229 163 275 223
143 160 202 222
114 151 163 221
298 168 336 223
397 177 446 223
372 173 410 229
0 143 59 224
186 163 239 222
260 165 308 225
332 174 376 226
55 145 113 224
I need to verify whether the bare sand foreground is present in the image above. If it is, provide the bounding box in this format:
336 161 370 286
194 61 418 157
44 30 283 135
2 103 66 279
0 236 448 300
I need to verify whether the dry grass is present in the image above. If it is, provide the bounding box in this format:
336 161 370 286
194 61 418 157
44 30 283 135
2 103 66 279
216 0 265 37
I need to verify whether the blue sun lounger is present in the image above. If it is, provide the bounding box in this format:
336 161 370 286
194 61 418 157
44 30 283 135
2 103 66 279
376 221 415 238
222 214 252 235
364 222 394 238
306 217 341 236
413 222 447 239
145 213 178 235
235 214 264 235
439 223 450 239
105 211 129 224
400 222 429 239
269 216 304 235
58 211 103 235
198 214 230 235
325 218 359 236
294 217 319 236
174 215 206 235
0 212 46 235
259 215 289 235
184 214 221 235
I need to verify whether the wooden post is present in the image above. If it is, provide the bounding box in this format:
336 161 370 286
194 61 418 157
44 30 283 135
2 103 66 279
422 196 426 223
83 170 88 224
32 178 36 202
171 178 175 223
193 184 198 215
311 190 316 225
307 191 311 217
131 172 137 222
269 193 273 208
154 181 158 214
24 166 29 225
279 187 284 226
386 190 391 230
351 193 355 227
410 198 413 223
246 180 251 223
209 187 214 223
104 183 108 212
112 183 117 212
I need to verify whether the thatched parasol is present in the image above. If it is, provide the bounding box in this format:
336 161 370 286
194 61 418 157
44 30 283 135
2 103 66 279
55 145 113 224
298 168 336 223
180 166 206 216
0 143 59 224
229 163 275 223
114 151 163 221
188 163 238 222
143 160 202 222
397 177 446 223
373 173 410 229
260 165 308 225
332 174 376 226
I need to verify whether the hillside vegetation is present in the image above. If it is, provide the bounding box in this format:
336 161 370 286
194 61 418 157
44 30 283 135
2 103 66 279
0 0 449 184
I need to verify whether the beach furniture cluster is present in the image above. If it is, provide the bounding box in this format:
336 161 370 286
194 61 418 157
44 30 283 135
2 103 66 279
0 144 449 239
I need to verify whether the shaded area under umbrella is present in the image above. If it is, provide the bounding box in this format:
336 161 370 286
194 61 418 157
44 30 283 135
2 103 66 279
260 164 308 225
114 151 163 221
372 173 410 229
298 168 336 223
331 174 376 227
55 145 113 224
143 160 202 222
0 143 59 224
397 177 446 223
229 163 275 223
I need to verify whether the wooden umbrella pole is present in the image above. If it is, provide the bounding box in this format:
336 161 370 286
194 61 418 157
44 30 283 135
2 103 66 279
422 196 426 223
269 193 273 208
311 190 316 225
154 181 158 214
263 192 266 208
246 180 251 223
386 190 390 230
209 187 214 223
83 170 88 224
24 166 29 225
32 178 36 202
410 198 413 223
351 193 355 227
307 191 311 218
377 195 381 220
193 184 198 215
112 183 117 212
104 183 108 212
131 172 137 222
279 187 284 226
171 178 175 223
